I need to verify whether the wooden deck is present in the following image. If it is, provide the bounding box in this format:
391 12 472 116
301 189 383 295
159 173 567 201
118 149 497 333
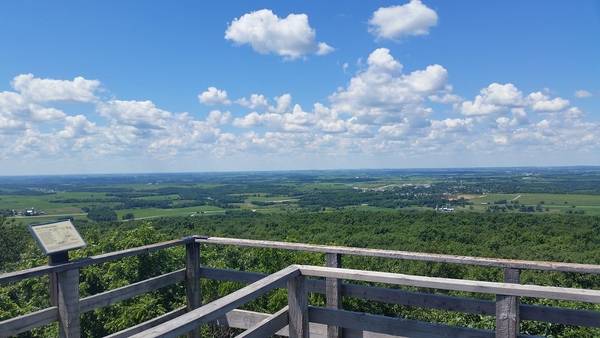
1 235 599 338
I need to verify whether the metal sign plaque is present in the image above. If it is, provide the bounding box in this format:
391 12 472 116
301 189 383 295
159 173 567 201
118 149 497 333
29 220 86 255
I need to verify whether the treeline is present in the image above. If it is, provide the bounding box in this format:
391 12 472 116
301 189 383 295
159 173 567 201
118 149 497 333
297 188 468 210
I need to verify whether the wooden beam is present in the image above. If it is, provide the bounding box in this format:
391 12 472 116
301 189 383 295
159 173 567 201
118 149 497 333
0 306 58 337
234 306 289 338
199 266 600 327
309 307 542 338
104 307 187 338
310 306 494 338
217 309 329 337
57 268 80 338
287 274 309 338
79 269 185 313
129 265 301 338
0 238 188 285
298 265 600 303
496 268 520 338
325 253 342 338
197 237 600 274
185 239 201 338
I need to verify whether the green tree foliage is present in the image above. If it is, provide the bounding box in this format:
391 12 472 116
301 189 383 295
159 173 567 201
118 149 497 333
2 211 600 337
86 207 117 222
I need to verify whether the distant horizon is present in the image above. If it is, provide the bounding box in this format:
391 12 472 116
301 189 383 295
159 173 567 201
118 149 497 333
1 164 599 178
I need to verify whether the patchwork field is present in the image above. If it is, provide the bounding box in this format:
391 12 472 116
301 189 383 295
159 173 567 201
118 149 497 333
467 193 600 215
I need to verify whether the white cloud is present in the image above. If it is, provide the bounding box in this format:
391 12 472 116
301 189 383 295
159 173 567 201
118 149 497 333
236 94 269 109
461 83 524 116
316 42 335 55
198 87 231 105
225 9 333 59
58 115 96 139
575 90 592 98
97 100 172 129
0 65 598 172
527 92 569 112
206 110 231 126
270 93 293 114
369 0 438 40
12 73 100 102
330 48 447 122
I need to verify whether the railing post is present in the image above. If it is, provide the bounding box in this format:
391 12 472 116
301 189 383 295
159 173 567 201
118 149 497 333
287 274 309 338
56 267 80 338
496 268 520 338
185 236 202 338
326 253 342 338
49 251 69 307
49 251 80 338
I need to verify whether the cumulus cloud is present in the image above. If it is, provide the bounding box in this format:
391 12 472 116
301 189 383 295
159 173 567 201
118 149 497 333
461 83 524 116
12 73 100 102
575 89 592 98
0 63 597 170
225 9 333 59
369 0 438 40
527 91 569 112
206 110 231 126
97 100 172 129
198 87 231 105
236 94 269 109
330 48 447 123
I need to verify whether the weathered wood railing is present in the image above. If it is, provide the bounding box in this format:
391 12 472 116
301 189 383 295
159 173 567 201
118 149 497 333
1 235 600 338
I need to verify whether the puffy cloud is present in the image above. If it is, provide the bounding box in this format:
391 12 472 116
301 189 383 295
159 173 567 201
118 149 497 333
270 94 292 114
575 90 592 98
225 9 333 59
461 83 524 116
58 115 96 139
527 92 569 112
206 110 231 126
236 94 269 109
0 90 66 123
369 0 438 40
0 64 598 171
12 74 100 102
97 100 172 129
330 48 447 122
461 84 572 116
198 87 231 105
316 42 335 55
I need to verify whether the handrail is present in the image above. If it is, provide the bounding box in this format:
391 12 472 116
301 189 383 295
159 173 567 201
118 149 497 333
0 237 191 285
298 265 600 303
197 236 600 273
130 265 301 338
134 264 600 338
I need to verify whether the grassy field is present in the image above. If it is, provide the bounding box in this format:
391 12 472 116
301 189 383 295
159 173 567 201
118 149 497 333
467 193 600 215
115 205 225 219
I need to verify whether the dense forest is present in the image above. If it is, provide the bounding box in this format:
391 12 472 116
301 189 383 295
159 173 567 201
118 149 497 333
1 209 600 337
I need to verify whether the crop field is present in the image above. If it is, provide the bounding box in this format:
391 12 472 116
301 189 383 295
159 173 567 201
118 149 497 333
467 193 600 215
115 205 225 219
2 168 600 224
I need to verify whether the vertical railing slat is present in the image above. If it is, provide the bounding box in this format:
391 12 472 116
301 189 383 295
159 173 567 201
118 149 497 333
287 274 309 338
186 237 202 338
56 267 80 338
496 268 520 338
326 253 343 338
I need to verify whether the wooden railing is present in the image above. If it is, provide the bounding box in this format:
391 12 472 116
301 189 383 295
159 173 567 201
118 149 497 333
1 235 600 338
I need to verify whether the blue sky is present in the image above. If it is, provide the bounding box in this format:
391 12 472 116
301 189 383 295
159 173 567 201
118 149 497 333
0 0 599 175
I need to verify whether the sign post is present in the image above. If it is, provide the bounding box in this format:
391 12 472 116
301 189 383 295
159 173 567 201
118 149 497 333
29 220 86 338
